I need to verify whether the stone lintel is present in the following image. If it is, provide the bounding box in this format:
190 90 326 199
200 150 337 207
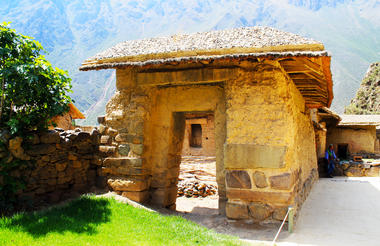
136 68 238 86
225 144 286 169
227 189 293 205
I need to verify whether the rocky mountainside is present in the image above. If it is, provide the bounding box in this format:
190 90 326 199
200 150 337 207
345 62 380 114
1 0 380 124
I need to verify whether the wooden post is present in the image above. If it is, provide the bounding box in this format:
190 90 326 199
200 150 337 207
288 206 294 233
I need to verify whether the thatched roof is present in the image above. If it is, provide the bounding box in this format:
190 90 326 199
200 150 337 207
68 103 85 119
338 115 380 126
318 107 341 121
80 26 324 71
79 26 333 108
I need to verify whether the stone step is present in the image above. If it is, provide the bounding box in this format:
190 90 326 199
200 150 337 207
102 157 145 176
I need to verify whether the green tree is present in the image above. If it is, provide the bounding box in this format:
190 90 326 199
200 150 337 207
0 22 72 135
0 23 73 213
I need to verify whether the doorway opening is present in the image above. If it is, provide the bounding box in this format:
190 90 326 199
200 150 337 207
337 144 349 160
190 124 202 147
176 112 218 215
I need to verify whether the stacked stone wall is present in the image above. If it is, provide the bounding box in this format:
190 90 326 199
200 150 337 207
0 128 101 207
98 85 152 204
224 61 318 223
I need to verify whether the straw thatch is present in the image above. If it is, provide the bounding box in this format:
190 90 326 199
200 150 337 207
68 103 85 119
338 115 380 126
80 26 325 71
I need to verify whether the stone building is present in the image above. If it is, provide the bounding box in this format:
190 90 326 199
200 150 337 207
181 113 216 156
49 103 85 130
326 115 380 158
80 27 333 222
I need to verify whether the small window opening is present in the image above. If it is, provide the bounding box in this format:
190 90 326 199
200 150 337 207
190 124 202 148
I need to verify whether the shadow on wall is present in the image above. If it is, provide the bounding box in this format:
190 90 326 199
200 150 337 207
1 197 111 238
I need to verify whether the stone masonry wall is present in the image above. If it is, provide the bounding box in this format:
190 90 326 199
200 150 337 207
99 67 227 210
98 61 319 223
1 128 101 207
224 61 318 222
97 71 153 204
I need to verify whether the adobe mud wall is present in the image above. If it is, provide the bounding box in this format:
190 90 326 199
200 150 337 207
0 128 101 208
327 126 377 154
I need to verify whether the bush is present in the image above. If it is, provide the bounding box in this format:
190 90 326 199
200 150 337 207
0 22 72 135
0 23 73 213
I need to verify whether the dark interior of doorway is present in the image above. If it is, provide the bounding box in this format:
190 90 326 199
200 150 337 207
337 144 348 160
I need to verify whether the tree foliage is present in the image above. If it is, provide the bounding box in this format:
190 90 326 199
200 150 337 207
0 23 73 214
0 22 72 135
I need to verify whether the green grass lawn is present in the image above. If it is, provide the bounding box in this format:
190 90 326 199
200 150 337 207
0 196 245 246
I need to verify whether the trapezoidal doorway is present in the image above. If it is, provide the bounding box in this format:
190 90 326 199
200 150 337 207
146 85 226 213
177 113 218 214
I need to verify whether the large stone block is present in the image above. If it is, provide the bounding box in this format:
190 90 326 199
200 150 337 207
115 133 127 142
40 130 60 144
136 67 237 86
150 187 177 207
121 191 149 203
272 207 289 221
248 203 272 221
118 144 130 156
224 144 286 169
227 189 293 205
107 128 118 137
97 116 105 124
100 135 111 144
225 170 251 189
226 202 249 219
56 161 68 172
269 173 294 190
104 157 143 168
74 131 91 142
130 143 144 155
103 157 145 175
252 171 268 188
8 137 30 160
107 177 148 192
99 146 116 155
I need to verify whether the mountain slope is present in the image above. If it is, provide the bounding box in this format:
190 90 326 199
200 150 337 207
1 0 379 124
345 62 380 114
